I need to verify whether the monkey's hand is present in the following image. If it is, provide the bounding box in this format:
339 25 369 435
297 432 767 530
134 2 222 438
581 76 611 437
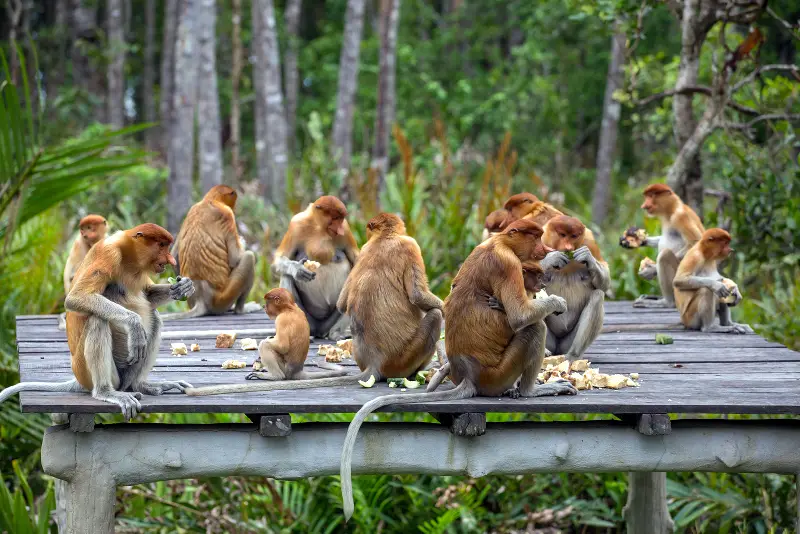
135 380 193 396
541 251 571 271
126 315 149 364
290 261 317 282
546 295 568 316
573 246 597 270
712 281 731 299
487 295 505 312
170 276 195 300
502 387 520 399
730 287 743 307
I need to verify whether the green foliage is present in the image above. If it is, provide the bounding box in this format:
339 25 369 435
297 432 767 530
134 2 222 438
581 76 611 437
0 463 55 534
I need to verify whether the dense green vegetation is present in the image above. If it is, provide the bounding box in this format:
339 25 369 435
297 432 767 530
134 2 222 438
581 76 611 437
2 0 799 531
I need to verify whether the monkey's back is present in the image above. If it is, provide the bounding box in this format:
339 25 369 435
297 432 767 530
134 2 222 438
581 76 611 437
444 247 516 372
275 307 311 367
177 201 235 290
344 237 423 361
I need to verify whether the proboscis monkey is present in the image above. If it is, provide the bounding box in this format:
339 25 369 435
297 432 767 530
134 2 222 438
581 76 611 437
162 185 259 319
185 212 439 396
272 196 359 340
64 214 108 294
673 228 753 334
632 184 704 309
482 208 512 241
0 224 195 419
242 288 348 380
58 214 108 330
503 192 564 228
338 219 574 520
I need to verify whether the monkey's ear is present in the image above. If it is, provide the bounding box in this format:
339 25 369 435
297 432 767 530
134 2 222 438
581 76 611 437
314 204 322 210
134 232 144 238
507 228 519 236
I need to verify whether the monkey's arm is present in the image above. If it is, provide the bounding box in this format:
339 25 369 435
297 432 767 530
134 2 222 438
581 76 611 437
145 278 195 308
336 272 353 313
643 236 661 248
342 225 360 266
273 231 316 282
673 273 729 297
404 263 443 312
574 246 611 292
171 233 180 272
226 232 244 269
495 270 566 331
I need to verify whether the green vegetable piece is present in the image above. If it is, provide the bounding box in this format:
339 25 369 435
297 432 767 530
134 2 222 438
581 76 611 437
402 378 420 389
655 334 674 345
415 371 426 385
387 378 405 387
358 375 376 388
388 382 397 388
168 276 188 300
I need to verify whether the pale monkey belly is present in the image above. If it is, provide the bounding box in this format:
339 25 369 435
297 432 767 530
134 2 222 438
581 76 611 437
543 269 592 337
110 293 154 367
297 260 351 320
659 226 684 256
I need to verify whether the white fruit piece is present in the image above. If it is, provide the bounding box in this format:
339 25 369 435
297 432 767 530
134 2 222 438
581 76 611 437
171 343 188 356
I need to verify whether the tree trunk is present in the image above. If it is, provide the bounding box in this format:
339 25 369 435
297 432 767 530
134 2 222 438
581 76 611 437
51 0 69 103
371 0 400 198
168 0 200 235
284 0 303 156
106 0 126 128
70 0 102 119
670 0 706 215
160 0 179 155
252 0 289 203
230 0 243 181
5 0 23 85
196 0 223 193
331 0 367 173
591 24 626 225
143 0 157 148
252 3 269 193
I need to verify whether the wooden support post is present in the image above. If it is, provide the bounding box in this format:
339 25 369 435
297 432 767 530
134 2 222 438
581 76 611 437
65 468 116 534
623 472 674 534
430 412 486 437
623 413 674 534
50 414 69 533
246 414 292 437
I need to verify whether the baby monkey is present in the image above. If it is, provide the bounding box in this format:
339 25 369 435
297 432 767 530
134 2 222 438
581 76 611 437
245 288 348 381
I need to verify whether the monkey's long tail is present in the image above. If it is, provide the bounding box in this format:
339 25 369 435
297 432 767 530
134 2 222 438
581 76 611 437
0 379 83 404
184 371 373 396
340 380 476 521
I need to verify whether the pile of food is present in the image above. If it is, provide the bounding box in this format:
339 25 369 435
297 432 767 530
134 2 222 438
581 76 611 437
303 260 321 272
318 339 354 363
619 226 649 249
539 355 639 390
221 359 247 369
170 342 200 356
215 332 237 348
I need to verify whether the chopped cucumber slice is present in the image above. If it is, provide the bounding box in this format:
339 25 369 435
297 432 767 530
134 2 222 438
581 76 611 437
402 378 420 389
358 375 376 388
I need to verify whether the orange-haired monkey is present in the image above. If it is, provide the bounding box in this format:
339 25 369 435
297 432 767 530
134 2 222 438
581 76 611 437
632 184 704 309
503 192 564 227
338 219 574 520
185 212 439 396
162 185 258 319
482 208 512 241
674 228 753 334
59 214 108 330
0 224 195 419
272 196 359 340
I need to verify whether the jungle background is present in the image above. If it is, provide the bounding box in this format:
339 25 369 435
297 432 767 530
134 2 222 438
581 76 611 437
1 0 799 532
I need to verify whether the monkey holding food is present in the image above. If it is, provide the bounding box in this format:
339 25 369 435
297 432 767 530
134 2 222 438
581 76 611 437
162 185 259 319
631 183 704 309
58 214 108 330
272 196 359 340
1 224 195 419
673 228 753 334
338 219 574 520
185 212 439 396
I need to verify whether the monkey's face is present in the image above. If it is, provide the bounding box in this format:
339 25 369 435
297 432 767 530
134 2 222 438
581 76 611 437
264 288 294 319
522 266 546 293
80 223 105 245
641 191 673 217
543 216 586 252
152 241 176 274
503 193 538 219
503 220 552 262
702 229 733 260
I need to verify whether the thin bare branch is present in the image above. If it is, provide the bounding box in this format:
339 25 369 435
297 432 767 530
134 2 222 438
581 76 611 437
732 64 800 93
747 113 800 126
766 6 800 42
636 85 759 116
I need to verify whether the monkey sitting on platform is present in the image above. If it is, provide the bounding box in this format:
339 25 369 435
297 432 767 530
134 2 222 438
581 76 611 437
58 214 108 330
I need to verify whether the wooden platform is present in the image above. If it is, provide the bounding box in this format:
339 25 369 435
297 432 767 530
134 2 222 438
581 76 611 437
14 301 800 415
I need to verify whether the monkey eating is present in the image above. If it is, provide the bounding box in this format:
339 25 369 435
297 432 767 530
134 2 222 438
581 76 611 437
0 224 195 419
631 184 704 309
338 219 574 520
673 228 753 334
161 185 259 320
185 212 440 396
272 195 360 340
503 192 564 227
241 288 349 381
58 214 109 330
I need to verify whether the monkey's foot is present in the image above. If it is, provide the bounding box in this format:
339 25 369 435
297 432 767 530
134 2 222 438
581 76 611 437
94 390 143 420
239 301 262 314
245 372 277 381
706 323 754 335
632 295 675 309
326 328 352 342
134 380 193 395
638 265 658 281
502 387 521 399
524 379 578 397
544 348 552 357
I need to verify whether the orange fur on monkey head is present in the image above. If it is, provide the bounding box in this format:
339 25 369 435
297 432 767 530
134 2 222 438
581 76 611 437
120 223 176 275
503 192 563 227
641 183 680 217
78 214 107 244
482 209 512 241
697 228 733 261
313 195 349 238
263 287 297 319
